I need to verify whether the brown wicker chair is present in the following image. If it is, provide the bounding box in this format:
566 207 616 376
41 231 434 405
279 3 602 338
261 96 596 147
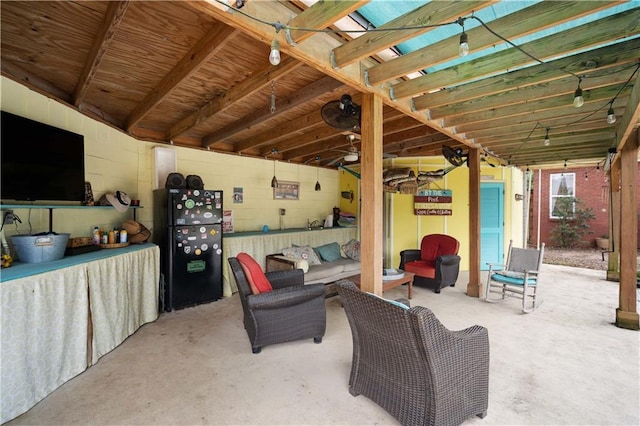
335 280 489 425
228 256 326 354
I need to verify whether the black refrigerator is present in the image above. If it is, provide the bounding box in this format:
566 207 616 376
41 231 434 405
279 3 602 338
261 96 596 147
154 188 223 311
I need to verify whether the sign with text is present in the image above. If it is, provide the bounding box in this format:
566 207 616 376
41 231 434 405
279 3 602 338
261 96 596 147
414 190 453 216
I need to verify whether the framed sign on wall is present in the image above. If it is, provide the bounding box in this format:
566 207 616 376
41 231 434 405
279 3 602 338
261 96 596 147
274 181 299 200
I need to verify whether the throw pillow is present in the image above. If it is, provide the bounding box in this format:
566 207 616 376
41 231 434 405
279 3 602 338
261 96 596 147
315 242 343 262
282 246 322 265
342 239 361 261
237 252 273 294
239 262 260 294
295 259 309 273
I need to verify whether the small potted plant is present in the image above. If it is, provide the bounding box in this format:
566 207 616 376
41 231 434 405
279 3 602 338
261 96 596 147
595 235 609 250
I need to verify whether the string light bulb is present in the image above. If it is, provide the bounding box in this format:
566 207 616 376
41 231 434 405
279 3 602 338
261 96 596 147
269 40 281 66
606 104 616 124
573 79 584 108
543 128 550 146
459 31 469 57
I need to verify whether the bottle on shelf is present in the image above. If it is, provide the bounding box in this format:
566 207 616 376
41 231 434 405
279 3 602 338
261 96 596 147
92 227 100 245
108 230 115 244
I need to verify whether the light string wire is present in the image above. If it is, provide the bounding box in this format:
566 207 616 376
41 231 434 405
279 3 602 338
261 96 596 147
219 0 590 83
512 60 640 159
219 0 636 166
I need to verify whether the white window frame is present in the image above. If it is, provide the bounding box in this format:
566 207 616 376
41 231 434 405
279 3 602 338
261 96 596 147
549 172 575 219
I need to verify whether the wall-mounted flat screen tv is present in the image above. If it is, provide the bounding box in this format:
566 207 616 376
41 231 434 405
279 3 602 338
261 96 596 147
1 111 86 202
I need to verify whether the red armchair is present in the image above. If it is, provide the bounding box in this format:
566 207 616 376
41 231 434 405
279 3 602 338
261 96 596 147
399 234 461 293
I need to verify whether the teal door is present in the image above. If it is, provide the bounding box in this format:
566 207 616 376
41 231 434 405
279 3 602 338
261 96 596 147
480 183 504 270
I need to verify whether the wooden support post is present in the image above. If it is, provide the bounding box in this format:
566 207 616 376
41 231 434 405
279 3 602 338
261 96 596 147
467 147 481 297
616 129 639 330
360 93 384 296
607 159 620 281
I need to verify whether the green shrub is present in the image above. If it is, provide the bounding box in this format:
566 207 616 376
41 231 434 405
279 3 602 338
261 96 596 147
550 197 596 248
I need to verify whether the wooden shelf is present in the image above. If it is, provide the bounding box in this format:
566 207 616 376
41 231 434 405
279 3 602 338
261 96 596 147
0 204 142 232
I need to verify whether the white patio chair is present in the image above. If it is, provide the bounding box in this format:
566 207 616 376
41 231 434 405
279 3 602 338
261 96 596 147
485 241 545 313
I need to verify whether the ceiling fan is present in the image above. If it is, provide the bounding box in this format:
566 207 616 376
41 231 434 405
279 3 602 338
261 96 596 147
321 94 361 132
442 145 468 167
329 134 398 164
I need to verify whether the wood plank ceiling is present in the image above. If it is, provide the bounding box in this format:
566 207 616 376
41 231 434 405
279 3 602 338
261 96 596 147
1 1 639 169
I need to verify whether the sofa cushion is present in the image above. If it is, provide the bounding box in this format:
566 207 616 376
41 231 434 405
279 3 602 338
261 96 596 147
237 252 273 294
282 246 322 265
315 242 343 262
305 263 345 282
331 258 361 273
342 239 361 261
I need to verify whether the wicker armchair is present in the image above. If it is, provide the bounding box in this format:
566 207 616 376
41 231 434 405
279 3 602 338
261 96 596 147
335 280 489 425
228 256 326 354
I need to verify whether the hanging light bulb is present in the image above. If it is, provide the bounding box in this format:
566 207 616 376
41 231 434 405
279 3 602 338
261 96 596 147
459 31 469 57
573 79 584 108
606 104 616 124
543 128 550 146
269 40 281 66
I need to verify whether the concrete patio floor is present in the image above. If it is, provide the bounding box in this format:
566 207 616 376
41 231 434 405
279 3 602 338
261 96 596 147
6 263 639 425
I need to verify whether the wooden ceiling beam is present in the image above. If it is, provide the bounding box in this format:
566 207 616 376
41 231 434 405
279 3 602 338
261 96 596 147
288 0 365 44
391 9 640 100
204 75 343 147
469 118 612 141
412 39 640 112
126 21 239 131
429 70 631 120
332 1 489 69
262 124 341 157
73 1 129 107
456 98 629 134
507 147 606 167
508 142 612 160
286 135 347 161
186 0 472 151
365 1 615 86
612 70 640 155
484 128 616 149
235 113 327 153
166 57 302 140
442 84 628 127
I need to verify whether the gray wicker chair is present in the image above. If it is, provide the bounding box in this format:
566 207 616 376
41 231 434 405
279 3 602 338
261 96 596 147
335 280 489 426
228 256 326 354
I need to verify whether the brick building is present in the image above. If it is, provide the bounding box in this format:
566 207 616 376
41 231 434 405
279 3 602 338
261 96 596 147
528 164 640 248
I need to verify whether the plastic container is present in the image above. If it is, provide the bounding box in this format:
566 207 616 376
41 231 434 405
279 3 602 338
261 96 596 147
11 233 70 263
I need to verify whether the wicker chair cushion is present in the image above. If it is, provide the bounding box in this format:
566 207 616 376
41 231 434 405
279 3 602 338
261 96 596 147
237 252 272 294
492 271 537 286
366 292 409 310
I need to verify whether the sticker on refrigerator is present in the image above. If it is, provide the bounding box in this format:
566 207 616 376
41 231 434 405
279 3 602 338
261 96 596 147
187 260 206 273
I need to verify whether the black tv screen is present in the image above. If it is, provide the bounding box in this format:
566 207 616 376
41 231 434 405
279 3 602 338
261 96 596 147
1 111 86 202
